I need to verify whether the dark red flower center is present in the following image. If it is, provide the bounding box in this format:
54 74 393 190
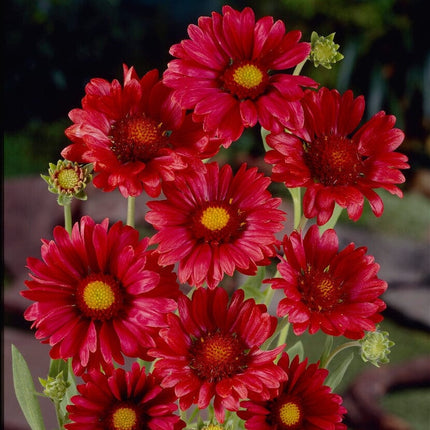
303 135 363 186
109 114 170 163
298 268 343 312
192 201 247 245
221 60 269 100
106 402 143 430
189 331 249 383
267 395 304 430
76 273 123 320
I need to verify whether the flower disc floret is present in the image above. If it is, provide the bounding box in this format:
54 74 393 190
266 225 387 339
21 216 180 375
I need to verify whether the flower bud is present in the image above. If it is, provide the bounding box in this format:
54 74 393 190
39 371 70 402
41 159 93 206
310 32 344 69
359 327 395 367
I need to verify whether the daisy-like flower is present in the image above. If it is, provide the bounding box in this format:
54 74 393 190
145 162 285 288
238 353 347 430
65 362 185 430
21 216 180 375
163 5 317 146
150 287 287 423
62 65 221 198
265 87 409 225
267 225 387 339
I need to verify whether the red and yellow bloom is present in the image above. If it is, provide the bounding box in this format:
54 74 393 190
150 287 287 423
22 216 180 375
265 87 409 225
267 225 387 339
62 65 221 198
163 5 317 145
146 162 285 288
239 354 347 429
66 362 185 430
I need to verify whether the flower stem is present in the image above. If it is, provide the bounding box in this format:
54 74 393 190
288 187 303 230
293 58 307 76
320 340 360 369
319 203 343 233
63 202 72 235
126 196 136 228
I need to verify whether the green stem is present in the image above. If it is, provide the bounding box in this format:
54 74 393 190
321 340 360 369
288 187 303 230
126 196 136 228
54 400 66 430
319 204 344 233
293 58 308 76
63 202 72 235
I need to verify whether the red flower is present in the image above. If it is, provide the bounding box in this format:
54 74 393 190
65 362 185 430
163 5 317 146
267 225 387 339
145 162 285 288
149 287 287 423
238 353 347 430
265 87 409 225
21 216 180 375
62 65 221 198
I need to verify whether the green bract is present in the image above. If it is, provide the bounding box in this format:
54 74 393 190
41 160 93 206
359 327 395 367
310 32 344 69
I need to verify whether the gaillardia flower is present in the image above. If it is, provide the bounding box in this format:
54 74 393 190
267 225 387 339
163 5 317 145
150 287 287 423
265 87 409 225
21 216 180 375
62 65 221 198
66 362 185 430
146 162 285 288
238 354 347 429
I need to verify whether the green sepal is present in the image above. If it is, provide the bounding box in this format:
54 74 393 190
11 345 46 430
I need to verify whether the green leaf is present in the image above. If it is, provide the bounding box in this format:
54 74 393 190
239 266 266 302
319 335 334 368
325 351 354 391
287 340 304 361
11 345 46 430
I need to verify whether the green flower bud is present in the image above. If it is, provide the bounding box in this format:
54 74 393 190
310 32 344 69
359 327 395 367
39 371 70 402
41 160 93 206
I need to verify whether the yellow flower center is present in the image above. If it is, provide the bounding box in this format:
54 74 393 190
112 406 137 430
57 168 80 190
110 114 169 162
200 206 230 231
189 332 248 383
233 64 264 89
279 401 302 427
316 277 335 300
128 117 160 145
83 280 116 310
202 425 224 430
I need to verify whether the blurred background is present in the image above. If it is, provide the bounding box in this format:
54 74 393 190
3 1 430 429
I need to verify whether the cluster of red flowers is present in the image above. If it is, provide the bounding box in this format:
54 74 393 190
21 5 409 429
